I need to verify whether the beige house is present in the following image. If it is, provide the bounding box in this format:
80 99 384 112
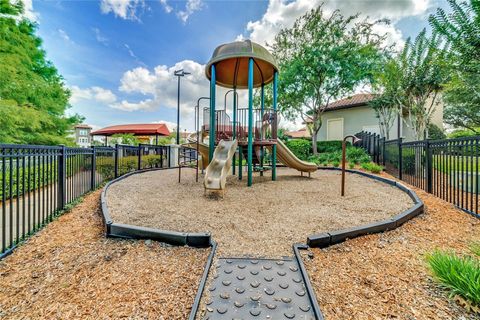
315 94 443 142
73 124 92 148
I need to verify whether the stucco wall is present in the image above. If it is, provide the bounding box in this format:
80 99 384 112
317 106 399 141
316 98 444 142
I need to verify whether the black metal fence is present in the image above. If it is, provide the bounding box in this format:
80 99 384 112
0 143 172 257
355 131 480 219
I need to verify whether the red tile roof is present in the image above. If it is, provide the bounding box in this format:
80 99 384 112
324 93 375 111
285 128 311 138
91 123 170 136
305 93 375 123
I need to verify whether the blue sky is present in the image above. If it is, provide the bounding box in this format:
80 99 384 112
28 0 450 132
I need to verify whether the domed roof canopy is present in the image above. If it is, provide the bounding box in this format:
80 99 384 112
205 40 278 89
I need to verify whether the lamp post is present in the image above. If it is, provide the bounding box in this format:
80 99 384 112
341 134 361 196
174 69 191 145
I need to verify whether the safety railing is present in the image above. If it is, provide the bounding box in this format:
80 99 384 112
355 131 480 218
0 143 172 257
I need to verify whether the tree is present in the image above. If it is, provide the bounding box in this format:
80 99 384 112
110 134 140 146
271 6 387 154
0 0 82 145
429 0 480 132
369 58 404 139
397 29 448 140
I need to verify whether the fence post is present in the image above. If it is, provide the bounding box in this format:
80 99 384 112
138 144 142 171
58 145 66 209
426 139 433 193
91 146 96 190
398 137 403 180
382 138 386 166
114 144 119 178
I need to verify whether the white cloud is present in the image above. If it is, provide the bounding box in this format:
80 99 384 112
237 0 431 47
100 0 145 21
70 86 117 105
92 27 108 45
20 0 37 21
58 29 72 42
109 59 251 131
176 0 203 23
159 0 173 13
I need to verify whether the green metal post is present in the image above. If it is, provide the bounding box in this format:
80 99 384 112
232 87 237 176
260 83 264 176
247 58 254 186
272 71 278 181
209 64 216 164
238 145 243 180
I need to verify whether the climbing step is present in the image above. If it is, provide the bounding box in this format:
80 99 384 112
202 257 319 319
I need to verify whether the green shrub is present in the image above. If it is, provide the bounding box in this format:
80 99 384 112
361 162 383 173
428 123 446 140
286 139 311 160
332 161 340 167
317 140 350 153
427 250 480 308
358 154 371 164
321 162 328 167
448 128 480 139
348 162 355 169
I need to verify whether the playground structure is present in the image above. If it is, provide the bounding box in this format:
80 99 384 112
203 139 237 194
187 40 317 188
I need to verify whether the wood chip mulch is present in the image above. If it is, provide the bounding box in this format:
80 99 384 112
303 173 480 320
0 190 210 319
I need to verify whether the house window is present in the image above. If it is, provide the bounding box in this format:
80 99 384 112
327 118 344 141
79 129 88 136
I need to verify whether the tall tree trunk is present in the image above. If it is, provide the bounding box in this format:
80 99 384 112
312 133 318 155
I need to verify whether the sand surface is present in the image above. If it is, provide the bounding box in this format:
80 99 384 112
107 168 413 256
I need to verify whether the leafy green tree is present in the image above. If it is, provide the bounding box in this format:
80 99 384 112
430 0 480 132
271 6 387 153
0 0 82 145
369 58 403 139
110 134 140 146
397 29 448 140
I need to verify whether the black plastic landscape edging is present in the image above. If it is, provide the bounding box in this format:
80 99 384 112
188 241 217 320
307 167 424 248
293 244 324 320
100 167 211 248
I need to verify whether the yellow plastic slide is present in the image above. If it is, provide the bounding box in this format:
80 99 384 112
204 139 238 192
270 139 317 173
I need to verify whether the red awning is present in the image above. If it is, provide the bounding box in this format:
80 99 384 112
91 123 170 136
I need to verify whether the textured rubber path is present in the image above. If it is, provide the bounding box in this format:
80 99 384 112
203 257 317 319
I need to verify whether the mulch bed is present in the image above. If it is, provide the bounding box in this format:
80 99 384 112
303 173 480 320
0 190 210 319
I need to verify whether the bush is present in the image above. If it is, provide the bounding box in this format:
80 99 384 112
332 161 340 167
348 162 355 169
428 123 446 140
448 128 480 139
427 250 480 309
317 140 350 153
285 139 311 160
361 162 383 173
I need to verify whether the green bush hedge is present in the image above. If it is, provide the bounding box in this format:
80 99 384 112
317 140 351 153
285 139 311 160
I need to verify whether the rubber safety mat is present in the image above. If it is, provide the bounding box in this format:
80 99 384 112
202 257 319 319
